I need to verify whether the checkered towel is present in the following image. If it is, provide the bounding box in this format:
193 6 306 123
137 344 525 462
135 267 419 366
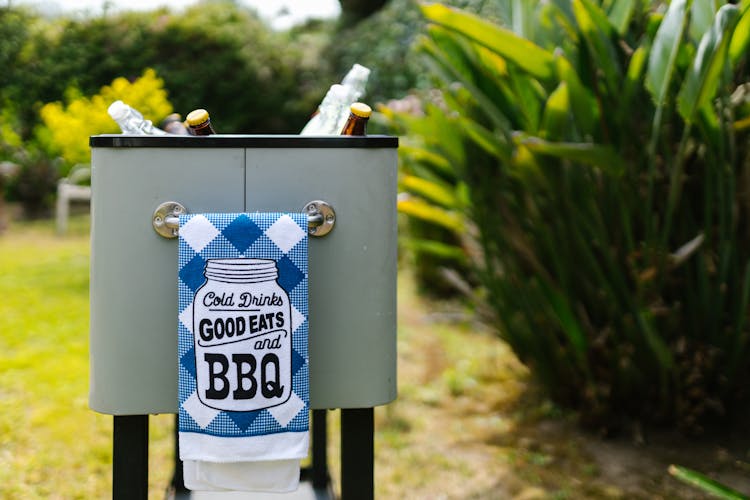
177 213 309 492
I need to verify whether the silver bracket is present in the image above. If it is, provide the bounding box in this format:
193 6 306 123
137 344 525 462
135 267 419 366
151 200 336 239
152 201 185 239
304 200 336 237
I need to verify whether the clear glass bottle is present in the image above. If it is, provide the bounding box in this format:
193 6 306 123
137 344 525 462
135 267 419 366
340 102 371 136
300 63 371 136
300 84 349 135
341 63 370 102
107 100 166 135
186 108 216 136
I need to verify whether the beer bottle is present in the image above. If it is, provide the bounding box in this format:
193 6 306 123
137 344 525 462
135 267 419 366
161 113 190 135
186 109 216 136
340 102 371 136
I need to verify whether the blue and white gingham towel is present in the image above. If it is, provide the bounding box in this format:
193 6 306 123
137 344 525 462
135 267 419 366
177 213 309 492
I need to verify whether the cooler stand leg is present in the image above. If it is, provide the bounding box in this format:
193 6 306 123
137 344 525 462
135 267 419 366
340 408 374 500
312 409 330 490
113 415 149 500
171 415 188 493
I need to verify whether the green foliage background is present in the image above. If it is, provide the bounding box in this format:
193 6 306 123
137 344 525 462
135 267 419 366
0 1 341 213
328 0 511 107
1 2 326 137
386 0 750 433
0 0 504 215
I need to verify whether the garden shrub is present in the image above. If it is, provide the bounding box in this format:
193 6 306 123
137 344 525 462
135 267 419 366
39 68 173 169
1 2 331 214
387 1 750 433
3 2 325 138
4 148 60 218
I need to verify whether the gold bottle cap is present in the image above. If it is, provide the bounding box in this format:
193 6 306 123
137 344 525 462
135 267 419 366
350 102 372 118
186 108 210 126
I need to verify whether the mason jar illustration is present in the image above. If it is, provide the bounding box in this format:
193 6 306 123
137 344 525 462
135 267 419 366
192 258 292 412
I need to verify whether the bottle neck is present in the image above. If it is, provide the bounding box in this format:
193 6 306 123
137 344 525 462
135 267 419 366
189 120 215 136
340 114 369 136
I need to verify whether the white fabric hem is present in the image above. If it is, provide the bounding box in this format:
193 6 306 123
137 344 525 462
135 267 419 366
183 458 301 492
179 431 309 463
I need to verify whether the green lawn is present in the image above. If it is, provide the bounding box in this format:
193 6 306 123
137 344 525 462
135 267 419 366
0 216 174 499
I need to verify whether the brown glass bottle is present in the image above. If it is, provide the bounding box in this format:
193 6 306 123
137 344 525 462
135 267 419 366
161 113 189 135
340 102 371 136
186 108 216 136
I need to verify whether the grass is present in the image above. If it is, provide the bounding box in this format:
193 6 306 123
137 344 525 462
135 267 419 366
1 214 748 499
0 215 173 499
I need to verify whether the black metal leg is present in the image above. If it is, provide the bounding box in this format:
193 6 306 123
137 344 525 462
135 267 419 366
171 414 187 492
340 408 374 500
311 409 329 490
113 415 149 500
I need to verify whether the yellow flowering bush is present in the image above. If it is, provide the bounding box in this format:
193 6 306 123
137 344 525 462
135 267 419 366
39 68 173 167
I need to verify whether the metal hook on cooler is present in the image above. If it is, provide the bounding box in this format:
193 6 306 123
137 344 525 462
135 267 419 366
152 200 335 239
151 201 184 239
303 200 335 237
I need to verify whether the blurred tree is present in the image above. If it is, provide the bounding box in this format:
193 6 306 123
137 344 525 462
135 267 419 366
4 2 327 137
0 7 36 137
328 0 510 106
338 0 389 25
1 2 336 214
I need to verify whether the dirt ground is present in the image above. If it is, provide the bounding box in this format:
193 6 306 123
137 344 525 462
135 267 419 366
350 275 750 499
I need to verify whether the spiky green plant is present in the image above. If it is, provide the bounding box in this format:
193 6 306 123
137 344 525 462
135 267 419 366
668 465 749 499
385 0 750 431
